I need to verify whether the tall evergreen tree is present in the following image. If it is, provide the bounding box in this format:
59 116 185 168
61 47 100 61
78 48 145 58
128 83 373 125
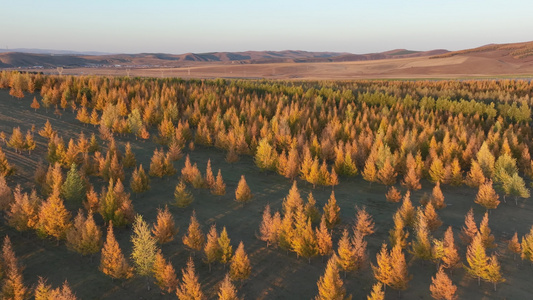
62 163 86 203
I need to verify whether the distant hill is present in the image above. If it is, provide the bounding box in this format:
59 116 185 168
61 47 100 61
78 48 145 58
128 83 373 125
0 48 449 69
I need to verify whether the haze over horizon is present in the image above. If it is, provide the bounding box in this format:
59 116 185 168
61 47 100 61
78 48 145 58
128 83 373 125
2 0 532 55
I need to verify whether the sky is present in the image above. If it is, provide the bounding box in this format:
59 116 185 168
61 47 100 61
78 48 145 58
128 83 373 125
1 0 533 54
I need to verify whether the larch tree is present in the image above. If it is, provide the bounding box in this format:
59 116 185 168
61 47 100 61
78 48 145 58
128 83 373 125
230 241 252 282
399 191 415 228
282 181 303 215
424 202 442 232
429 158 445 183
323 191 340 229
465 233 489 286
377 157 396 186
354 206 375 237
465 160 486 188
218 227 233 265
131 214 158 288
211 169 226 195
389 243 411 293
411 209 433 261
367 282 384 300
204 224 221 272
130 164 151 194
508 232 521 260
218 273 239 300
235 175 252 205
254 138 277 171
31 97 40 111
521 225 533 263
7 188 40 231
402 157 422 191
441 227 461 273
66 210 102 256
362 157 378 186
316 215 333 260
175 180 194 208
336 229 356 277
304 192 320 224
259 204 274 247
475 180 500 211
352 229 368 273
0 175 14 211
485 255 504 291
204 159 215 189
386 186 402 203
0 147 15 177
183 211 205 254
315 254 349 300
460 208 478 245
100 222 133 280
1 236 27 300
123 142 136 168
176 257 205 300
476 142 495 178
152 205 177 244
37 189 72 240
506 173 530 205
372 243 392 289
430 182 445 209
429 267 457 300
389 211 409 249
153 250 178 294
479 211 496 249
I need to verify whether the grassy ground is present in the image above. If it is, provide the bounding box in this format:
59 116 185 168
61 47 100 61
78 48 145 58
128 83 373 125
1 89 533 299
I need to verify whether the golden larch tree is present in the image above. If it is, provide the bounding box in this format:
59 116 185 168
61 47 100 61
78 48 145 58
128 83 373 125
218 273 239 300
100 222 133 280
204 224 221 272
235 175 252 205
230 241 252 282
323 191 340 229
176 257 205 300
152 205 177 244
429 267 457 300
183 211 205 254
153 250 178 294
354 206 375 237
315 254 349 300
465 233 489 285
218 227 233 265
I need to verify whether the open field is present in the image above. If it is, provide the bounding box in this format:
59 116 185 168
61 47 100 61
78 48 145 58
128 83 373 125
33 54 533 80
1 77 533 299
6 41 533 80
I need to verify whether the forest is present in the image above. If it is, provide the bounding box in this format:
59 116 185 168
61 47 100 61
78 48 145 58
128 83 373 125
0 71 533 299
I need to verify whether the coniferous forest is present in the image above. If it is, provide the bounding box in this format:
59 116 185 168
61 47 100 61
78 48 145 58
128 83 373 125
1 71 533 299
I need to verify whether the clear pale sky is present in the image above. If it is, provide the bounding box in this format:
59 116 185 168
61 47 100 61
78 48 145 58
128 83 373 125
1 0 532 54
